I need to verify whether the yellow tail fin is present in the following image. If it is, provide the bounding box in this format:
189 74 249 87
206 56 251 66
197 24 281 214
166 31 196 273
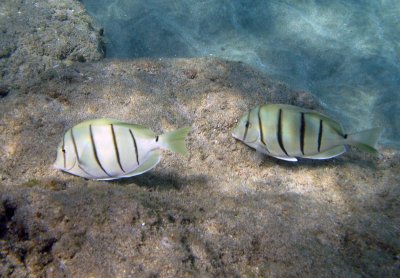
159 127 190 155
346 127 382 153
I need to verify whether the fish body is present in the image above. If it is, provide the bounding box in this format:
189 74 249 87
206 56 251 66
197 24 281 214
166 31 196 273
54 119 190 180
232 104 381 162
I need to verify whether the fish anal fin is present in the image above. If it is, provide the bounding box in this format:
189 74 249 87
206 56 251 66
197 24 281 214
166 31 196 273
272 156 298 162
303 145 346 160
120 149 161 178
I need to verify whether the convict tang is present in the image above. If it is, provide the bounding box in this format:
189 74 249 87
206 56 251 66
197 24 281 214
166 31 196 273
232 104 381 161
54 119 190 180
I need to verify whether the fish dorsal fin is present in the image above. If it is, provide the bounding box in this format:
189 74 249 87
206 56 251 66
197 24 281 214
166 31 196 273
273 105 343 135
117 122 155 138
303 111 344 135
79 118 156 138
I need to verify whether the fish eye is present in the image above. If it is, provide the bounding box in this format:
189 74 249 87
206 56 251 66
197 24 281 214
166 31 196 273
245 121 250 128
62 149 66 153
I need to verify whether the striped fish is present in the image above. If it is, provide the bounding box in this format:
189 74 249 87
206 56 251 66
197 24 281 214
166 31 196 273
232 104 381 162
54 119 190 180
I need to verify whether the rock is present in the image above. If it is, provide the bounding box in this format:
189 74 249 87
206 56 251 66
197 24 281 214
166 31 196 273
0 57 399 277
0 0 104 90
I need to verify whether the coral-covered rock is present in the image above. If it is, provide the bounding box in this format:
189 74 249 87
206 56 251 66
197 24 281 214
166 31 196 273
0 0 104 91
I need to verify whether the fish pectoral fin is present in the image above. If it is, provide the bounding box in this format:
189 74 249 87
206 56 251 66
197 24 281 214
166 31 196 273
77 144 95 171
272 156 298 162
303 145 346 160
74 143 108 180
77 142 92 164
121 149 161 178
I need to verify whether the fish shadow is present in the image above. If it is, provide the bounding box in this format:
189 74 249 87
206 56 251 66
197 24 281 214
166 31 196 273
111 171 210 191
263 151 378 170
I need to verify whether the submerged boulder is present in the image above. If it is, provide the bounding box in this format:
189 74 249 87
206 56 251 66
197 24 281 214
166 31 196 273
0 0 104 91
0 57 399 277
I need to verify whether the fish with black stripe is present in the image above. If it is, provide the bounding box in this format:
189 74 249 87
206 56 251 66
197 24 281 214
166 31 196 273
54 119 190 180
232 104 382 162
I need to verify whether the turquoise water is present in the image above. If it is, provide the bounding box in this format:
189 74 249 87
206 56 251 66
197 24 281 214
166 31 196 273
82 0 400 148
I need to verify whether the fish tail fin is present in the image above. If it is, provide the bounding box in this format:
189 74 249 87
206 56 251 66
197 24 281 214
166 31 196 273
346 127 382 153
158 127 190 155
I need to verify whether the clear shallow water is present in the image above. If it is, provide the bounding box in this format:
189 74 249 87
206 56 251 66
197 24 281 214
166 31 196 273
82 0 400 148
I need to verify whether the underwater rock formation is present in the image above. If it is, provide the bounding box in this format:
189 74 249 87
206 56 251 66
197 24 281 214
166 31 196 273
1 57 399 277
0 0 104 91
0 0 399 277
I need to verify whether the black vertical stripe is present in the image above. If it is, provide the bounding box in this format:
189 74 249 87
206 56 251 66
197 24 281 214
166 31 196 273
89 125 111 177
258 107 269 152
277 109 289 156
62 134 66 169
129 129 140 165
70 128 80 162
300 112 305 155
242 112 250 141
318 120 323 152
110 124 125 173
